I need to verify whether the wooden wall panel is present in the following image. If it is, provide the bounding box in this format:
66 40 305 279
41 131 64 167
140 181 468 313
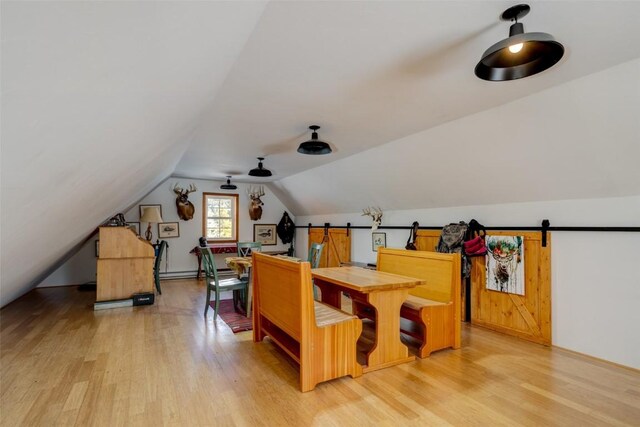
414 230 441 252
471 231 551 345
410 228 551 344
308 228 351 267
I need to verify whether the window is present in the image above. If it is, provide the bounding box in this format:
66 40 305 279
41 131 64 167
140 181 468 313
202 193 238 242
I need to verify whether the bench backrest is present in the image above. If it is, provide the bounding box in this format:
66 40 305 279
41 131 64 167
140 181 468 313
376 248 460 303
252 252 314 341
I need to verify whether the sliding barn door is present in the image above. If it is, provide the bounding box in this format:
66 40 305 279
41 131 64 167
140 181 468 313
308 228 351 268
471 231 551 345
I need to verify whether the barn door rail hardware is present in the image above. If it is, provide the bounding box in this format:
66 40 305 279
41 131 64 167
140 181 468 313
296 220 640 248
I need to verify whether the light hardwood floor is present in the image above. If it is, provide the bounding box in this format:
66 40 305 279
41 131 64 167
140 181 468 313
1 279 639 426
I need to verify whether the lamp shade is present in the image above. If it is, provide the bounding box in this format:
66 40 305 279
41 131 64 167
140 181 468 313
220 176 237 190
297 125 332 155
248 157 272 177
140 206 163 223
474 4 564 81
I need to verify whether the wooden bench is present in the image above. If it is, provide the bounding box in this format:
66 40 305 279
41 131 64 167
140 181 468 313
252 252 363 392
376 248 461 358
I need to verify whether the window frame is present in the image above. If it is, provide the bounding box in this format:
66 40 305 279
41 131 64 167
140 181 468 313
202 192 239 243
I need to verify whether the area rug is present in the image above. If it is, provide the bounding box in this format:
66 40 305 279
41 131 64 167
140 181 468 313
210 299 252 333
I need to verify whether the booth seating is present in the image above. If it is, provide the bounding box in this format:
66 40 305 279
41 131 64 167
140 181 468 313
375 248 461 358
252 252 362 392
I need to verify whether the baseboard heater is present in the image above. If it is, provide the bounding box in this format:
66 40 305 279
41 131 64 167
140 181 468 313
159 269 233 280
94 292 154 310
94 299 133 310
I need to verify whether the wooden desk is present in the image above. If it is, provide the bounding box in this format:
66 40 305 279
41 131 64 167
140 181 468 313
96 227 155 302
311 267 423 373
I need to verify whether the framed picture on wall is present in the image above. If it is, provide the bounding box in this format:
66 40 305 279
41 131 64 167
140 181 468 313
372 232 386 252
158 222 180 238
139 204 162 218
253 224 277 245
126 222 140 236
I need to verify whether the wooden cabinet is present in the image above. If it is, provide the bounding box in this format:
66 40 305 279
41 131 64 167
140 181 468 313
96 227 155 302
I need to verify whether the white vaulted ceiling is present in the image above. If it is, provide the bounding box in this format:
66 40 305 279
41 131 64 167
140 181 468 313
2 1 640 306
1 1 267 306
176 1 640 181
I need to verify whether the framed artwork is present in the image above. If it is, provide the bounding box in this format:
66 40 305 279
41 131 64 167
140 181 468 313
253 224 277 245
139 204 162 218
126 222 140 236
95 240 100 257
372 232 386 252
486 235 525 295
158 222 180 238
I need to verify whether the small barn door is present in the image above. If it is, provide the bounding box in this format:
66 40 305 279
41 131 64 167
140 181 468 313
471 231 551 345
308 228 351 268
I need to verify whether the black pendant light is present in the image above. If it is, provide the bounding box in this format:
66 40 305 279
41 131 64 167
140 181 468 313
248 157 272 177
475 4 564 81
297 125 332 155
220 176 237 190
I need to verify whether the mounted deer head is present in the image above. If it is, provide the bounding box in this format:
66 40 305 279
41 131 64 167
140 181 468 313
362 206 383 230
247 185 265 221
173 183 197 221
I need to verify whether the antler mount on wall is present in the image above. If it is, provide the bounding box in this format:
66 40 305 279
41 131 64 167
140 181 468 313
247 185 265 221
173 182 197 221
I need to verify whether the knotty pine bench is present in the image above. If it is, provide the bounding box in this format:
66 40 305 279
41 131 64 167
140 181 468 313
355 248 461 358
252 252 363 392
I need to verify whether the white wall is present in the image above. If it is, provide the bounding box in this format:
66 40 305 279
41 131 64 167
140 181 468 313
295 195 640 369
1 2 267 306
132 178 294 275
38 237 99 288
39 177 295 286
273 59 640 216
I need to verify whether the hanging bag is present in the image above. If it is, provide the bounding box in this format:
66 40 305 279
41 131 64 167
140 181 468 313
405 221 419 250
464 219 487 257
436 221 471 278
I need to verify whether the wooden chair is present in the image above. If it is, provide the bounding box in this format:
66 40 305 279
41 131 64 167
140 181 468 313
308 242 324 299
202 248 248 321
153 240 168 295
252 252 362 392
237 241 262 257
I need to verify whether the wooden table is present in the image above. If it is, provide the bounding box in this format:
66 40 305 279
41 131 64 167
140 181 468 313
311 266 423 373
226 255 300 318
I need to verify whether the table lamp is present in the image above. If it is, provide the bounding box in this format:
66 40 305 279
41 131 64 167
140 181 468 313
140 206 163 242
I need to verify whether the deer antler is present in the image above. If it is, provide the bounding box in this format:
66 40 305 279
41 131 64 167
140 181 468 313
248 185 265 198
172 183 183 195
372 207 383 220
185 183 197 195
362 206 383 230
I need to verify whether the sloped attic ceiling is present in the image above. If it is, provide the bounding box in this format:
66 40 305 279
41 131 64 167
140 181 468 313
176 1 640 182
271 58 640 215
0 1 267 306
2 1 640 307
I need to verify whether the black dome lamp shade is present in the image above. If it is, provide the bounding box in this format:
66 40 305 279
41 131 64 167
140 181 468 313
475 4 564 81
220 176 237 190
248 157 272 177
297 125 332 155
